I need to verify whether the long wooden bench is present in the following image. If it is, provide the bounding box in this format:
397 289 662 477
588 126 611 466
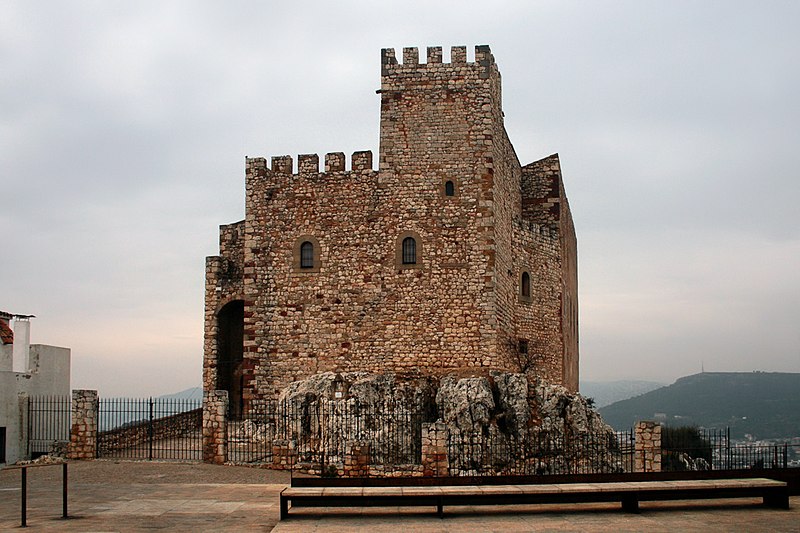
279 478 789 519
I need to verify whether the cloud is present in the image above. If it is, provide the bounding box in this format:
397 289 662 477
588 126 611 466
2 0 798 395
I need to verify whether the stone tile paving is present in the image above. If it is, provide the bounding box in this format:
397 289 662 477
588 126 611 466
0 461 288 531
272 496 800 533
1 461 798 532
274 499 800 532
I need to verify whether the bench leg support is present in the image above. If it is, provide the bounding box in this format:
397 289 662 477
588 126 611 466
280 496 289 520
621 494 639 513
764 490 790 510
437 498 443 519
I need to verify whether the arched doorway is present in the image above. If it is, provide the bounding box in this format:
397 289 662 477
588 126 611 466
216 300 244 419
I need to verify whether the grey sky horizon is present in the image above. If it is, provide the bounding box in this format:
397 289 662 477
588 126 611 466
2 1 798 397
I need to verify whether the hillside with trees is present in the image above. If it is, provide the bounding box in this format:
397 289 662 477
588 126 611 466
598 372 800 439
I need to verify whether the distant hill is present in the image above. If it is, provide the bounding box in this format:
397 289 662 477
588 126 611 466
598 372 800 439
580 380 666 408
158 387 202 401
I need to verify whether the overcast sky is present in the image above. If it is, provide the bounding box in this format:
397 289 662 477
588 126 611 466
2 1 798 397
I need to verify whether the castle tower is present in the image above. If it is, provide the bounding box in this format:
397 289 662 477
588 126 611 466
204 46 578 416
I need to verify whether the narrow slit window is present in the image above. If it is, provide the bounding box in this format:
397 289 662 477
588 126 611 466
518 339 529 355
402 237 417 264
521 271 531 298
445 180 455 196
300 241 314 269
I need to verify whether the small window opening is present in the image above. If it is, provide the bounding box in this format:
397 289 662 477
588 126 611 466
445 180 455 196
402 237 417 265
521 271 531 298
300 241 314 269
518 339 529 355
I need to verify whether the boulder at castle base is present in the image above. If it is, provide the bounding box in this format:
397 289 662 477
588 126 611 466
269 370 622 475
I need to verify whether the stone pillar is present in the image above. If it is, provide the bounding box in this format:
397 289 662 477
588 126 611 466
271 439 297 470
344 441 371 477
634 421 662 472
68 389 98 460
421 421 449 477
203 390 228 464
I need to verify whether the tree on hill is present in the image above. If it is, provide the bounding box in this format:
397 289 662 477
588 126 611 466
661 426 712 471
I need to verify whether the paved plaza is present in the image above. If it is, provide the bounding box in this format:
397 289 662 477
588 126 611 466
1 461 797 532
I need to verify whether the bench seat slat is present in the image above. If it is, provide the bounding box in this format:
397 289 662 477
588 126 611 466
280 477 789 520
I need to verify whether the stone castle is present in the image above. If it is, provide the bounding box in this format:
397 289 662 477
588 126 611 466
204 45 578 417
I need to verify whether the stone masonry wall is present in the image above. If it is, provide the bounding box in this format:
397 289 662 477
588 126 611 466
68 389 98 460
634 421 662 473
97 408 201 454
421 421 449 477
204 221 246 392
202 390 228 464
520 155 579 390
204 45 579 407
511 222 564 384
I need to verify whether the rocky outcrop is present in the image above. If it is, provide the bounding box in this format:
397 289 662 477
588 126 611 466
264 370 623 475
433 373 621 475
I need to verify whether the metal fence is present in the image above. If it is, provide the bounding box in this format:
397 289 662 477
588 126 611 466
27 395 71 458
228 399 634 476
661 426 798 471
228 399 436 467
446 428 634 476
97 397 202 460
22 394 800 473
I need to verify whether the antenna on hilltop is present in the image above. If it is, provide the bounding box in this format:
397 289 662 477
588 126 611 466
701 361 705 373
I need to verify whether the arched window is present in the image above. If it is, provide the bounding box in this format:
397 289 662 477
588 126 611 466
521 271 531 299
300 241 314 269
445 180 455 196
402 237 417 264
293 235 320 272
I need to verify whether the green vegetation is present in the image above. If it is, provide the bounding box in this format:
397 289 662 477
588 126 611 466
598 372 800 439
661 426 712 471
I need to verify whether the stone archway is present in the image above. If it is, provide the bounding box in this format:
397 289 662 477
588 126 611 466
216 300 244 419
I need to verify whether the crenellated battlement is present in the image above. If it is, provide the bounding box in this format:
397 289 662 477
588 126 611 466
381 45 495 75
245 150 375 177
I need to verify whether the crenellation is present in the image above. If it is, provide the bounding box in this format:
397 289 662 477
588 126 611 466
271 155 293 174
402 47 419 64
298 153 319 175
380 45 496 74
351 150 373 171
246 156 268 172
324 152 346 172
450 46 467 63
427 46 442 64
381 48 397 75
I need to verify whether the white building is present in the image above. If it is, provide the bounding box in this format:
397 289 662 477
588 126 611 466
1 311 70 464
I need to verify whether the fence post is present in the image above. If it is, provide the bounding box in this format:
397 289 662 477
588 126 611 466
726 426 731 469
422 421 449 477
202 390 228 464
21 393 30 460
634 421 661 473
148 397 154 461
68 390 98 460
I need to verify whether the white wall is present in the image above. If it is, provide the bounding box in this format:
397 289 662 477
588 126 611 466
0 344 11 372
11 319 30 373
0 337 70 464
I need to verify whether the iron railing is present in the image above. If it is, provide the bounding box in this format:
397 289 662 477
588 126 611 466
27 396 71 458
446 428 634 476
228 399 436 468
661 426 798 471
23 394 800 474
97 397 202 460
